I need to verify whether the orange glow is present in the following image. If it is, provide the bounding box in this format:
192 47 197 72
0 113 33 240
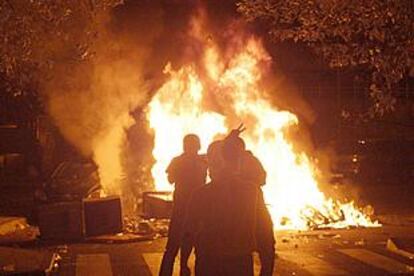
148 64 227 191
92 113 134 194
146 17 380 229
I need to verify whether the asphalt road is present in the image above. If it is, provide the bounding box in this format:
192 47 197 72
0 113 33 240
56 224 414 276
1 183 413 275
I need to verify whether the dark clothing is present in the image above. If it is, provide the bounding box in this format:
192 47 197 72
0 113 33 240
241 151 267 186
196 254 253 276
159 214 192 276
241 151 276 276
159 153 207 276
185 177 258 275
256 190 275 276
167 153 207 205
187 180 258 256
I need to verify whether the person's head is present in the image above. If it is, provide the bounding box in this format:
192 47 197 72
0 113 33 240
222 136 245 163
207 140 224 180
183 134 201 155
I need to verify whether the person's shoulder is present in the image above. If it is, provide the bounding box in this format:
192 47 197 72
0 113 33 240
170 154 186 164
190 154 206 162
244 150 258 160
185 154 207 167
166 155 183 172
196 154 208 165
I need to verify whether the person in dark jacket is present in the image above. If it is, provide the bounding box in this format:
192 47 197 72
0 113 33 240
185 139 258 276
185 127 275 276
159 134 207 276
224 129 276 276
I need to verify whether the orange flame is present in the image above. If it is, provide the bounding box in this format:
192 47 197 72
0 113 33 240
147 19 380 229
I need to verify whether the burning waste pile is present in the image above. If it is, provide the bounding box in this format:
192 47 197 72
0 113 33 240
44 8 380 234
145 14 380 231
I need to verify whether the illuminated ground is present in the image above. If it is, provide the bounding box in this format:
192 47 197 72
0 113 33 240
1 183 413 275
50 224 414 276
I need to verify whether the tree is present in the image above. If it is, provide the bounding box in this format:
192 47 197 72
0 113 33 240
237 0 414 116
0 0 121 115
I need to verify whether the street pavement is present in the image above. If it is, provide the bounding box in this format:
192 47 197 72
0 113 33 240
2 183 414 275
55 225 414 276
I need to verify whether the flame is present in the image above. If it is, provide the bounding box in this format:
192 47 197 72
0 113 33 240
147 19 380 229
148 64 227 191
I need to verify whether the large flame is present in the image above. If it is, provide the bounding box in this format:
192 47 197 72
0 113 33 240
147 18 380 229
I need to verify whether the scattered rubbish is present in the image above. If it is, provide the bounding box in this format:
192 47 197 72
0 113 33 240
0 217 29 236
316 232 341 240
362 205 374 217
124 217 140 233
124 216 169 238
386 238 414 260
56 245 68 254
2 264 15 272
151 219 169 237
138 221 155 235
354 239 366 246
46 253 62 274
281 238 290 243
0 224 39 245
280 217 290 226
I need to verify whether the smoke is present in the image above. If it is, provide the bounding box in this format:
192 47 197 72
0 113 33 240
42 1 165 199
39 0 329 215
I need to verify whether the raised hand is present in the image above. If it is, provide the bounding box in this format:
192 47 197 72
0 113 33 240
227 123 246 139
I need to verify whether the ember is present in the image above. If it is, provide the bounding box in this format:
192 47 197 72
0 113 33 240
147 14 380 230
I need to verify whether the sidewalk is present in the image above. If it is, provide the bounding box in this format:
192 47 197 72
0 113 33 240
0 246 57 274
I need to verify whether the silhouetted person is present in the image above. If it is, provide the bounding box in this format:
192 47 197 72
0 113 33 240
159 134 207 276
185 138 258 276
186 127 275 276
220 125 276 275
235 140 276 276
255 190 276 276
